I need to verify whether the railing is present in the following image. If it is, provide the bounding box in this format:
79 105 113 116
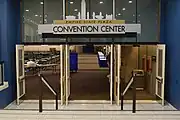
0 61 4 86
38 73 58 112
121 71 136 113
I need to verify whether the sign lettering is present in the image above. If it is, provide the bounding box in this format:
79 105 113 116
53 25 126 33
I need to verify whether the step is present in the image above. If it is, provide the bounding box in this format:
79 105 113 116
78 63 99 69
78 59 98 64
78 56 98 61
0 110 180 120
78 54 97 57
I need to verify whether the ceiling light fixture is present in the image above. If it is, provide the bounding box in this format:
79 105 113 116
100 1 103 4
40 2 43 5
118 13 121 16
74 9 78 11
25 9 29 12
122 8 126 11
35 14 38 17
129 1 132 4
70 1 73 4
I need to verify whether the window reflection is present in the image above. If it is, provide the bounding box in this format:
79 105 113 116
44 0 63 24
22 0 160 43
23 0 43 42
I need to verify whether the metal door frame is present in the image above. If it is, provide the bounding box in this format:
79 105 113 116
156 44 166 105
65 44 70 105
16 45 25 105
113 45 121 105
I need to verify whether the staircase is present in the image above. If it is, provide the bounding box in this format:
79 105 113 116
78 54 99 70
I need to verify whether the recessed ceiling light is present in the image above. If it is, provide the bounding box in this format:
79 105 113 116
74 9 78 11
35 14 38 17
70 1 73 4
129 1 132 3
122 8 126 11
100 1 103 4
25 9 29 12
118 13 121 16
40 2 43 5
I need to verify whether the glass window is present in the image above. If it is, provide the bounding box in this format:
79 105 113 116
23 0 43 42
23 0 63 43
158 49 163 77
44 0 63 24
66 0 81 17
137 0 159 42
115 0 159 43
22 0 160 43
115 0 136 43
44 0 63 43
115 0 136 23
87 0 113 19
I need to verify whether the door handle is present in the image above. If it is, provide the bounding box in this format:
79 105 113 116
156 77 163 83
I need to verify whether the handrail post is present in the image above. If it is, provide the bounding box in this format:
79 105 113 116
132 72 136 113
121 93 124 110
39 74 43 112
121 79 124 110
56 94 58 110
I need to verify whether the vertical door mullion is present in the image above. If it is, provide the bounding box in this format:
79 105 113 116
16 45 20 105
110 44 113 104
60 45 63 105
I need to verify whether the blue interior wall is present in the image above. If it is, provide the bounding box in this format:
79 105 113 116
161 0 180 110
0 0 20 108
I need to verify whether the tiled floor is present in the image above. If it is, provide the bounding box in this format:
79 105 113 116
5 100 177 111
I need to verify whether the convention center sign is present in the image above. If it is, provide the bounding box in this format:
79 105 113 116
38 20 141 35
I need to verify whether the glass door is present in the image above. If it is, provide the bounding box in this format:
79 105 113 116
65 44 70 105
16 45 25 105
156 44 166 105
114 45 121 105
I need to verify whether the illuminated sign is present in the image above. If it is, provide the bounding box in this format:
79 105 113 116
38 20 141 35
52 25 126 34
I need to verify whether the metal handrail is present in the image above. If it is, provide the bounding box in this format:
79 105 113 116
38 73 58 112
123 76 134 96
121 71 136 113
0 61 4 86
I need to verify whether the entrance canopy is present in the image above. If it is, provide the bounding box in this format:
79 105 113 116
38 20 141 39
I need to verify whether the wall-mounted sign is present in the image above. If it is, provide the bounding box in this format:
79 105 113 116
38 20 141 35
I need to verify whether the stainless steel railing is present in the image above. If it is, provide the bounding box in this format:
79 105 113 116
38 73 58 112
121 71 137 113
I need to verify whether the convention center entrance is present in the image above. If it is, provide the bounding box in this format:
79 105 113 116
16 43 166 106
15 19 166 108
